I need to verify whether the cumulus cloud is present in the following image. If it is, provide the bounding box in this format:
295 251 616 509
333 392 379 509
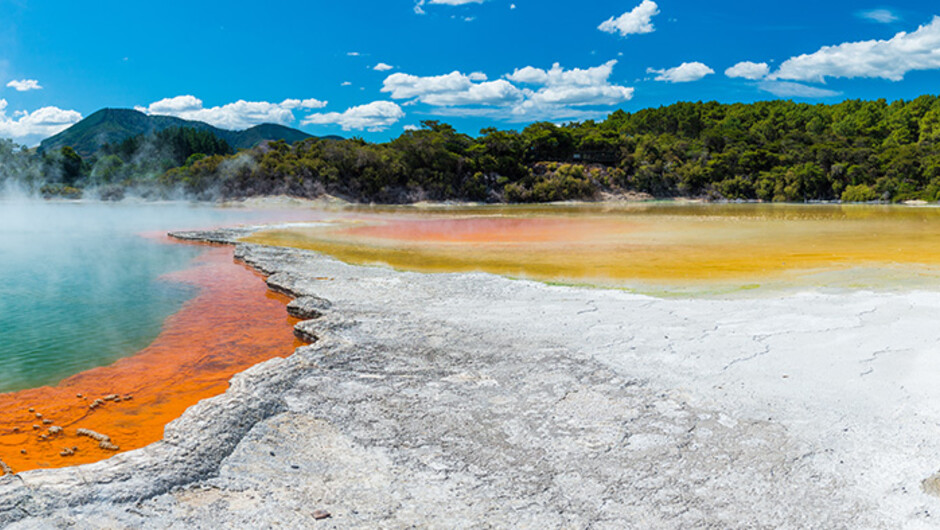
383 71 523 106
423 80 522 106
0 99 82 144
598 0 660 37
415 0 484 14
135 95 327 130
301 101 405 131
758 81 841 98
725 61 770 80
507 60 621 89
647 62 714 83
771 16 940 82
374 62 394 72
383 60 633 122
6 79 42 92
857 8 899 24
280 98 330 110
508 60 634 108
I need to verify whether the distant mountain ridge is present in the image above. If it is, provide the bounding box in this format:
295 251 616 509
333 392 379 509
39 108 335 157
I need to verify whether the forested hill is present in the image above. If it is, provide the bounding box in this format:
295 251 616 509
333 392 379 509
163 96 940 204
39 108 322 157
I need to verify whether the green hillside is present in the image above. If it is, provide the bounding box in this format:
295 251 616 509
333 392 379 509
39 108 322 156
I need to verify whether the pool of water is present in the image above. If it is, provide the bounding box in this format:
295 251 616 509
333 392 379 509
246 202 940 296
0 200 307 394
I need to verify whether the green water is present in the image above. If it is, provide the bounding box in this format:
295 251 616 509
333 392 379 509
0 200 283 394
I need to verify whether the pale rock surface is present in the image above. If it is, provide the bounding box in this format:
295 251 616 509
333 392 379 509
2 228 939 528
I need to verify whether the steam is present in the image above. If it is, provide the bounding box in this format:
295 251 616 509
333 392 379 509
0 130 235 202
0 197 306 392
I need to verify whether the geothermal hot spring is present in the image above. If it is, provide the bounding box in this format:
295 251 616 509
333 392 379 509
0 200 316 471
5 199 940 472
247 202 940 296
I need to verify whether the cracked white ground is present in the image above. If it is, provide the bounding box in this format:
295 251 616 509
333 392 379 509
4 236 940 528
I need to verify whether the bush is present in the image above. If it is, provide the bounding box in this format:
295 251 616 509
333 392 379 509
841 184 879 203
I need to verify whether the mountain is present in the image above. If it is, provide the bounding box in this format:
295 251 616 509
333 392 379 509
39 108 332 157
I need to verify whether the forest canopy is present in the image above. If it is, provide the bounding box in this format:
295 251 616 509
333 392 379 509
7 96 940 203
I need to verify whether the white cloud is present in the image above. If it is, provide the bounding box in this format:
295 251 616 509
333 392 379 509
383 71 523 106
771 16 940 82
424 80 522 106
598 0 660 37
135 95 327 130
758 81 841 98
725 61 770 80
508 60 622 89
508 60 634 109
415 0 485 13
384 71 478 99
383 60 633 122
404 124 421 131
347 52 361 56
647 62 714 83
857 9 899 24
301 101 405 132
505 65 549 85
0 99 82 144
280 98 329 110
374 62 394 72
6 79 42 92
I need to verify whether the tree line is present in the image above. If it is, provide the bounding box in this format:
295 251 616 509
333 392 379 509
9 96 940 203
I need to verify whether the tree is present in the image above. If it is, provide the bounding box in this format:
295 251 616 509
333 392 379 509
58 146 83 186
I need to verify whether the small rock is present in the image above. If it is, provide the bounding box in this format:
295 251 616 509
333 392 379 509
312 510 331 520
924 473 940 498
293 324 319 344
287 296 332 320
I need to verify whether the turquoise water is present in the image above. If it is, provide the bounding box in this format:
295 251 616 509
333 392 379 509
0 200 283 394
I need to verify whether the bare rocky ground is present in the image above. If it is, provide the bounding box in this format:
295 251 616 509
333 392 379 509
2 228 940 528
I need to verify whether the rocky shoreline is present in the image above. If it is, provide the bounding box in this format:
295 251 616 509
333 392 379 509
1 226 939 527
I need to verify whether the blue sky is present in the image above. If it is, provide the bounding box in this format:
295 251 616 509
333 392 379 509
1 0 939 145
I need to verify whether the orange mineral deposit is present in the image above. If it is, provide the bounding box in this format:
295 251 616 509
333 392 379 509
0 241 301 472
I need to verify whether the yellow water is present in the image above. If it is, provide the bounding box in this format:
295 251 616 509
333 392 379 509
244 203 940 295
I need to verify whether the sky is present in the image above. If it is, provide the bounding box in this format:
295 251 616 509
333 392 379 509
1 0 940 146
